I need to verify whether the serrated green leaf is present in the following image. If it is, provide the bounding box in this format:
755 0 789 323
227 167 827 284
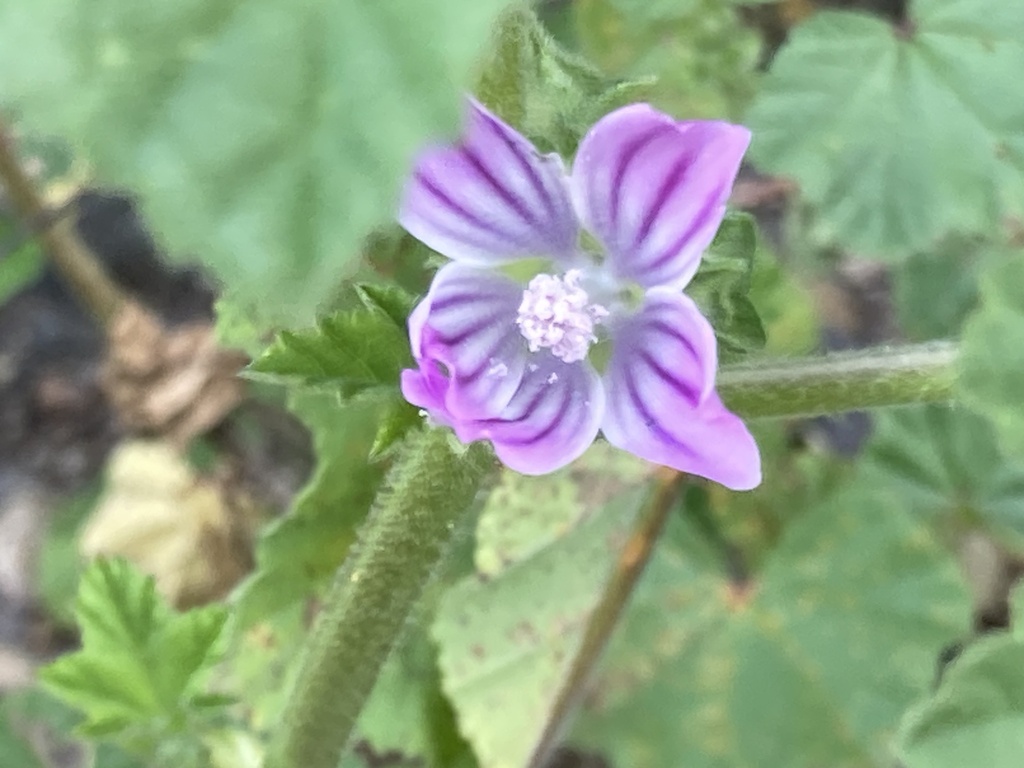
433 446 652 768
746 4 1024 255
232 392 384 627
958 247 1024 463
0 0 512 329
476 6 654 157
688 213 766 358
574 0 758 121
370 400 422 460
355 283 418 330
898 634 1024 768
571 479 969 767
40 558 227 735
249 309 411 399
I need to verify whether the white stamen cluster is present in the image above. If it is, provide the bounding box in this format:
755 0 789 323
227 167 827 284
515 270 608 363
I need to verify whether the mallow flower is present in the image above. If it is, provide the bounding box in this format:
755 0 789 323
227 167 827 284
399 99 761 490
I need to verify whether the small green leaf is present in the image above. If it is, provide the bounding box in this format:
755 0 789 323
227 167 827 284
249 309 411 399
370 400 422 460
476 6 653 156
958 248 1024 463
0 0 513 329
355 283 418 330
688 213 766 358
233 392 385 626
40 558 227 735
746 4 1024 255
898 634 1024 768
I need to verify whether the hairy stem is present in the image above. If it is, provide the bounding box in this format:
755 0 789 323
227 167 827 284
0 121 124 324
717 341 958 420
528 469 688 768
266 429 493 768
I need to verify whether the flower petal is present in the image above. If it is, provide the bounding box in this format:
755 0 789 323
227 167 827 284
400 99 579 267
461 357 604 475
571 104 750 289
601 289 760 490
410 263 529 420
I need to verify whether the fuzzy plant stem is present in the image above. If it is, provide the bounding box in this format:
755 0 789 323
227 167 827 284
717 341 958 420
266 428 493 768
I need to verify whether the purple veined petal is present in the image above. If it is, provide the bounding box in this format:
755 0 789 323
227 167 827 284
400 98 580 268
601 289 760 490
571 104 750 289
460 356 605 475
409 263 530 421
401 365 454 429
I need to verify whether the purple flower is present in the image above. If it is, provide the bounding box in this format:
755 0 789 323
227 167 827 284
398 99 761 490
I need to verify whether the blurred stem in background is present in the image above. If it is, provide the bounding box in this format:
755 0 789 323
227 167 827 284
0 119 124 324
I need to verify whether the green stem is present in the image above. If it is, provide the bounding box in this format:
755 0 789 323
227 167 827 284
266 429 493 768
717 341 958 420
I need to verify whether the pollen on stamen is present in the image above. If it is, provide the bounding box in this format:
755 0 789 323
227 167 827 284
516 270 608 363
486 358 509 378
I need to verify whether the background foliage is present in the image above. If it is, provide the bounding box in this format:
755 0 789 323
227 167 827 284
2 0 1024 767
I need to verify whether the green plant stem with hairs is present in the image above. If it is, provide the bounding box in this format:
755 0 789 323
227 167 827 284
271 339 960 768
266 428 493 768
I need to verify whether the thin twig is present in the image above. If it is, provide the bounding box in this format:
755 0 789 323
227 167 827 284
0 120 124 324
528 468 688 767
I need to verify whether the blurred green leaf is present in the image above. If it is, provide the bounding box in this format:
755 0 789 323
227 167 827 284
40 558 227 736
861 407 1024 551
249 308 411 400
747 245 819 357
37 482 103 626
0 0 512 329
0 237 43 305
898 634 1024 768
571 478 969 767
958 248 1024 464
746 4 1024 255
476 6 654 156
895 237 987 341
688 212 767 359
0 700 44 768
575 0 758 121
433 446 652 768
232 392 384 626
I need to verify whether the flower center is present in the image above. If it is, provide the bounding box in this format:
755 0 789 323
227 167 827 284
515 270 608 363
